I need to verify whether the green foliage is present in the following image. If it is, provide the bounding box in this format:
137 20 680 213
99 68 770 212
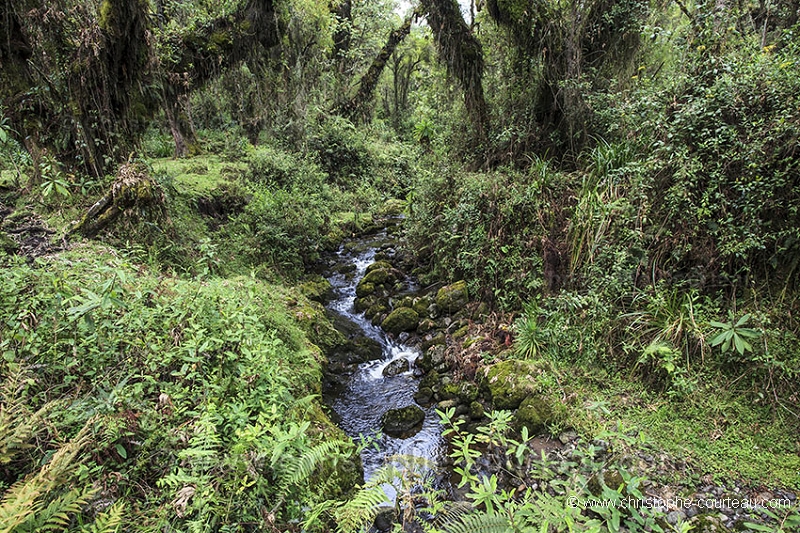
308 116 373 189
0 245 359 530
710 313 761 356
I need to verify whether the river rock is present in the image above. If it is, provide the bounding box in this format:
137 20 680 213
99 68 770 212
419 344 446 372
417 318 436 334
413 295 434 317
414 387 434 406
381 307 419 334
381 405 425 438
382 358 410 377
355 281 376 297
362 267 391 285
435 280 468 314
481 359 548 410
366 260 393 273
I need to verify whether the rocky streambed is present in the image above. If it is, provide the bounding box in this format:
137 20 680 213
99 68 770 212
308 218 798 532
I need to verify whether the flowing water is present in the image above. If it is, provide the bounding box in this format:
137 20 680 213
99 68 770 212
323 231 446 498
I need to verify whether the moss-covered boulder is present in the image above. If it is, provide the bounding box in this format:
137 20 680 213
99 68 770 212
362 267 391 285
469 401 485 419
513 395 554 434
435 281 468 314
381 307 419 334
481 359 547 410
355 281 376 298
381 405 425 438
419 344 446 372
412 295 434 318
366 260 393 273
298 276 334 303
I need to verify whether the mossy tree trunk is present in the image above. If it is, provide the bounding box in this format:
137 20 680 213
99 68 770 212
338 14 415 124
420 0 490 143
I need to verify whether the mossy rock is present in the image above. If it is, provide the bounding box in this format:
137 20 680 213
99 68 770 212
354 295 378 312
382 358 410 377
365 302 389 321
419 369 440 389
435 281 468 314
412 295 434 317
362 268 392 286
396 296 414 308
438 383 460 401
420 332 446 352
381 405 425 438
299 276 334 303
452 325 469 340
417 318 436 334
379 198 406 217
381 307 419 334
688 514 730 532
366 260 393 273
292 300 346 353
469 401 485 419
456 382 479 403
513 395 554 434
481 359 548 410
355 281 376 298
419 345 446 372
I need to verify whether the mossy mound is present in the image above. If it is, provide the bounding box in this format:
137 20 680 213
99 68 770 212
356 281 376 297
381 405 425 438
381 307 419 334
366 260 393 273
435 280 468 314
481 359 548 410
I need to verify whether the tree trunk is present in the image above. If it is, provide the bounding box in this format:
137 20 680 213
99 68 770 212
338 15 414 123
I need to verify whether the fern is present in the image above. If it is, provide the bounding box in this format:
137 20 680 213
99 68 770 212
279 440 349 486
439 511 512 533
333 485 389 533
78 502 125 533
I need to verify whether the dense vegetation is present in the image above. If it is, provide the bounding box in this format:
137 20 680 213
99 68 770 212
1 0 799 531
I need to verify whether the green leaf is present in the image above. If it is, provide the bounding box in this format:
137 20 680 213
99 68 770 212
734 313 752 327
115 443 127 459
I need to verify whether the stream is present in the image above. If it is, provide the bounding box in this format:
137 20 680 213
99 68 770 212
322 228 446 499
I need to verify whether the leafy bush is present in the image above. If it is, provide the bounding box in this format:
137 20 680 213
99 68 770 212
308 116 373 190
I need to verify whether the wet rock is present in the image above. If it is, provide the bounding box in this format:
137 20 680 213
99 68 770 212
428 303 440 319
381 405 425 438
355 281 376 297
382 358 410 377
481 359 548 410
381 307 420 334
438 383 459 401
365 302 389 321
513 395 555 434
435 281 468 314
414 387 434 406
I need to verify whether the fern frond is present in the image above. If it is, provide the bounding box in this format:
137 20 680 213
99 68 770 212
280 440 348 486
28 485 96 531
440 511 512 533
79 502 125 533
334 485 389 533
432 502 475 530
